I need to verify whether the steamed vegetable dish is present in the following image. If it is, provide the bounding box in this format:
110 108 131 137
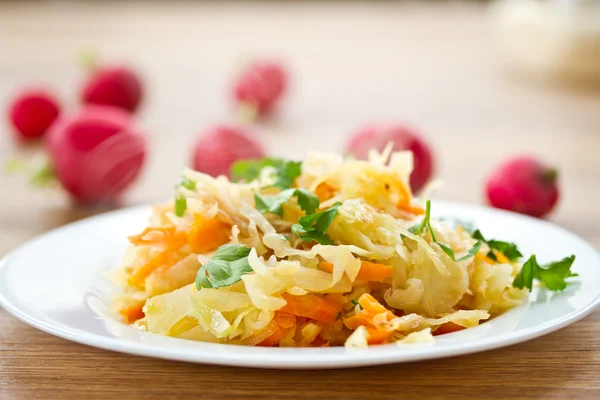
112 148 576 348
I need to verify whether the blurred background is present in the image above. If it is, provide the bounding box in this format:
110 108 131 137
1 0 599 251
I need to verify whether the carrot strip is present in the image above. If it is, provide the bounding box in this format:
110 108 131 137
392 180 411 209
187 215 231 254
357 261 394 282
118 302 145 324
258 312 297 347
390 179 425 215
280 294 342 325
404 205 425 215
314 182 336 202
319 262 334 274
129 251 186 286
128 226 188 286
365 327 392 344
274 311 297 329
257 320 285 347
343 312 372 330
320 260 393 282
358 293 390 315
493 250 509 264
343 293 396 345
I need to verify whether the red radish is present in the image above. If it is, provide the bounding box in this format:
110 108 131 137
233 60 287 117
192 125 265 177
46 105 147 204
485 156 559 218
8 88 60 141
81 65 143 112
345 124 435 193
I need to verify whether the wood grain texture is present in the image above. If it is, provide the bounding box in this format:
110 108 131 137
1 1 600 399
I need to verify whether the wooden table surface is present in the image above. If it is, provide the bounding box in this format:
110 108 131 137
1 1 600 399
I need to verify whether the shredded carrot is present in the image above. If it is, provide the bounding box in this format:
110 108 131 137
128 226 189 285
129 251 186 286
319 261 334 273
274 311 297 329
258 312 297 347
320 260 393 282
280 294 342 325
358 293 390 315
343 293 396 345
390 179 424 215
188 215 231 254
324 293 345 307
257 320 286 347
118 302 145 324
392 180 411 208
404 205 425 215
483 255 496 264
475 251 506 265
475 253 495 265
493 250 509 264
357 261 393 282
364 327 393 344
343 312 372 330
433 322 465 336
314 182 336 202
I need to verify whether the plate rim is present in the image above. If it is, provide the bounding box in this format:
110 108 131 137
1 201 600 369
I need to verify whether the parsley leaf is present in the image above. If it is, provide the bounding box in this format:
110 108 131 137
195 244 253 290
254 188 319 217
438 241 483 263
292 202 341 245
231 158 302 189
181 177 196 191
174 177 197 217
408 200 481 263
270 160 302 189
472 229 523 262
408 200 431 236
513 254 577 291
175 194 187 217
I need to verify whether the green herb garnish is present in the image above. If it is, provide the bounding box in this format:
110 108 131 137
254 188 319 217
408 200 481 263
181 177 197 191
437 241 483 263
174 177 198 217
513 255 577 291
292 202 341 245
472 229 523 262
174 194 187 217
231 158 302 189
196 244 254 290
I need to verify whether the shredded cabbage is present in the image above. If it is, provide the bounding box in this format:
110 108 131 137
113 149 526 348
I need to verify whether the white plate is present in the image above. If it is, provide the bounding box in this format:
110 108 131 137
1 201 599 369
